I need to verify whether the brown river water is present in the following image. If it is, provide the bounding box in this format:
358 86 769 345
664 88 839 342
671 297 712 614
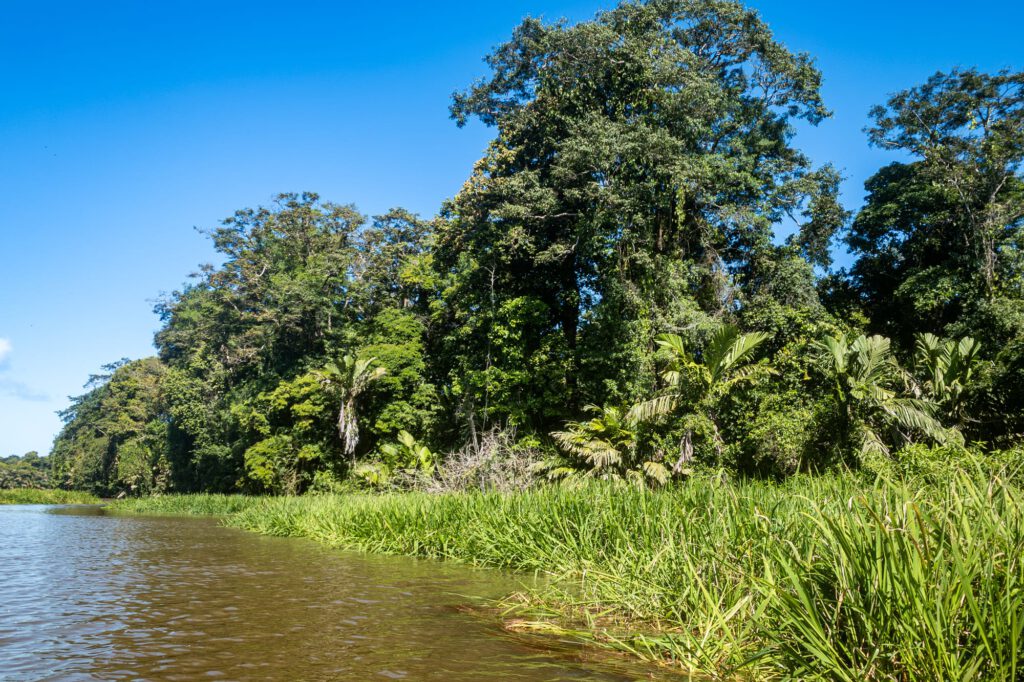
0 504 682 681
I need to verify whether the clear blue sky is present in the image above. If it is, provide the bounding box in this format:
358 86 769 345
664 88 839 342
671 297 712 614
1 1 1021 456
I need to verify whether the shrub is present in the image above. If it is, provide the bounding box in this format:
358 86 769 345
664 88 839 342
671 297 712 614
741 395 814 476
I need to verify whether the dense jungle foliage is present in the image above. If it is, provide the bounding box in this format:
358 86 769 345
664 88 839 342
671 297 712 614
50 0 1024 496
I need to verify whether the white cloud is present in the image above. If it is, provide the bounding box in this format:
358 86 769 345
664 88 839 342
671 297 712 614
0 339 47 400
0 378 48 402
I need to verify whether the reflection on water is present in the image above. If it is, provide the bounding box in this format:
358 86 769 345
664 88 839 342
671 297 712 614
0 505 677 681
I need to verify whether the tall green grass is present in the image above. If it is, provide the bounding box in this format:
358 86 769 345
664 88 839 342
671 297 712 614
0 488 99 504
764 474 1023 681
111 493 261 516
111 474 1024 680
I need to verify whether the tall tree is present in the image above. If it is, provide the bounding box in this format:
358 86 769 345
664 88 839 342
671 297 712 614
437 0 844 434
50 358 168 495
155 192 366 382
848 69 1024 346
152 193 370 489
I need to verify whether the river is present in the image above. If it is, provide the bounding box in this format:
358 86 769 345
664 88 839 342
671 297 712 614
0 504 680 681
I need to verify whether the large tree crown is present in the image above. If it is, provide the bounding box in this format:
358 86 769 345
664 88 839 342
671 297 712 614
451 0 829 130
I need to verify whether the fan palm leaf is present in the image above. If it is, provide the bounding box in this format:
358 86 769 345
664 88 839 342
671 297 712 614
816 332 961 458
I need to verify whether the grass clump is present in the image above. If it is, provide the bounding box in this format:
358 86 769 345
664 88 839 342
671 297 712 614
110 493 261 516
111 472 1024 680
764 474 1024 681
0 488 100 505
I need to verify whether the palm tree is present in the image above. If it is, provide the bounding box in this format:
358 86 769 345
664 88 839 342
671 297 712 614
913 333 981 425
550 404 669 484
318 354 386 463
629 325 773 470
813 333 956 458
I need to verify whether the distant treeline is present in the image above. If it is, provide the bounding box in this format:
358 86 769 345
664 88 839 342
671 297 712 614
51 0 1024 496
1 452 51 489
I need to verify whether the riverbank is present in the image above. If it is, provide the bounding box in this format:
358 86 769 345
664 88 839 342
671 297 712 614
111 472 1023 680
0 489 99 504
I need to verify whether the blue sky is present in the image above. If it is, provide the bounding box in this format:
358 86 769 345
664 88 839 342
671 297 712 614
1 1 1022 455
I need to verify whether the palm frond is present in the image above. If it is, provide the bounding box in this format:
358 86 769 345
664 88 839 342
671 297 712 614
642 460 670 485
709 363 776 400
851 335 893 384
716 330 770 378
885 399 958 445
655 333 687 358
949 336 981 385
858 426 889 458
812 334 849 375
628 394 679 422
703 325 741 371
